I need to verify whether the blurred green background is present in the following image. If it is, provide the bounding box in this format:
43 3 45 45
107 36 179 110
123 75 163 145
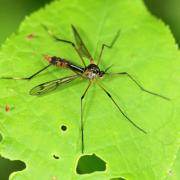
0 0 179 179
0 0 53 45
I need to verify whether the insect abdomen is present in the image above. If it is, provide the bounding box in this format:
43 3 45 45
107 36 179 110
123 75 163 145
50 56 84 73
50 56 68 67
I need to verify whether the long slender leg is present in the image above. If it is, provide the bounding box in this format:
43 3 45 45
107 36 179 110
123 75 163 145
97 82 147 134
80 81 92 153
0 64 52 80
97 30 120 65
106 72 170 101
42 25 86 67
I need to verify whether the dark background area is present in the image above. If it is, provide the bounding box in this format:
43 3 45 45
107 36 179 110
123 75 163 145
144 0 180 46
0 0 179 179
0 0 52 44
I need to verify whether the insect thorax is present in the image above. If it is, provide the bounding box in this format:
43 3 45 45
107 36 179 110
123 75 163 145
84 64 104 79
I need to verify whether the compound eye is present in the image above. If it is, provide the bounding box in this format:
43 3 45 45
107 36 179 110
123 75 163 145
94 69 98 73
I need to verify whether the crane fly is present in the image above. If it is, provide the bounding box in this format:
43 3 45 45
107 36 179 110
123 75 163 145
0 25 170 153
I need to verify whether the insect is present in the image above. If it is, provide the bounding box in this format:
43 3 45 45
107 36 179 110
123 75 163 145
0 25 170 153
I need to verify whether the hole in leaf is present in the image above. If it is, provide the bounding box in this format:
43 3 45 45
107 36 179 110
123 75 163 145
61 125 67 131
76 153 106 174
110 177 126 180
53 154 60 159
0 156 26 180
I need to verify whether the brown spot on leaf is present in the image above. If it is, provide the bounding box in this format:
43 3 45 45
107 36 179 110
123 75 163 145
52 176 57 180
27 33 35 40
5 105 10 112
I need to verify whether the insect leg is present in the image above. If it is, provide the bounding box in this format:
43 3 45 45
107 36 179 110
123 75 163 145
0 64 52 80
97 30 120 65
41 24 86 67
80 81 92 153
106 72 170 101
97 82 147 134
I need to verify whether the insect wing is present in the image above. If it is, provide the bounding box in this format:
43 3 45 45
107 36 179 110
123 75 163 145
71 25 93 60
30 75 79 96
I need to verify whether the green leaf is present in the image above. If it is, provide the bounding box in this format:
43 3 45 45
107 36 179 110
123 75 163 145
165 148 180 180
0 0 180 179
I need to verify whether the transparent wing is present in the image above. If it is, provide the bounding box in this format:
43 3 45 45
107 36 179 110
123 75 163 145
30 74 79 96
71 25 93 61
